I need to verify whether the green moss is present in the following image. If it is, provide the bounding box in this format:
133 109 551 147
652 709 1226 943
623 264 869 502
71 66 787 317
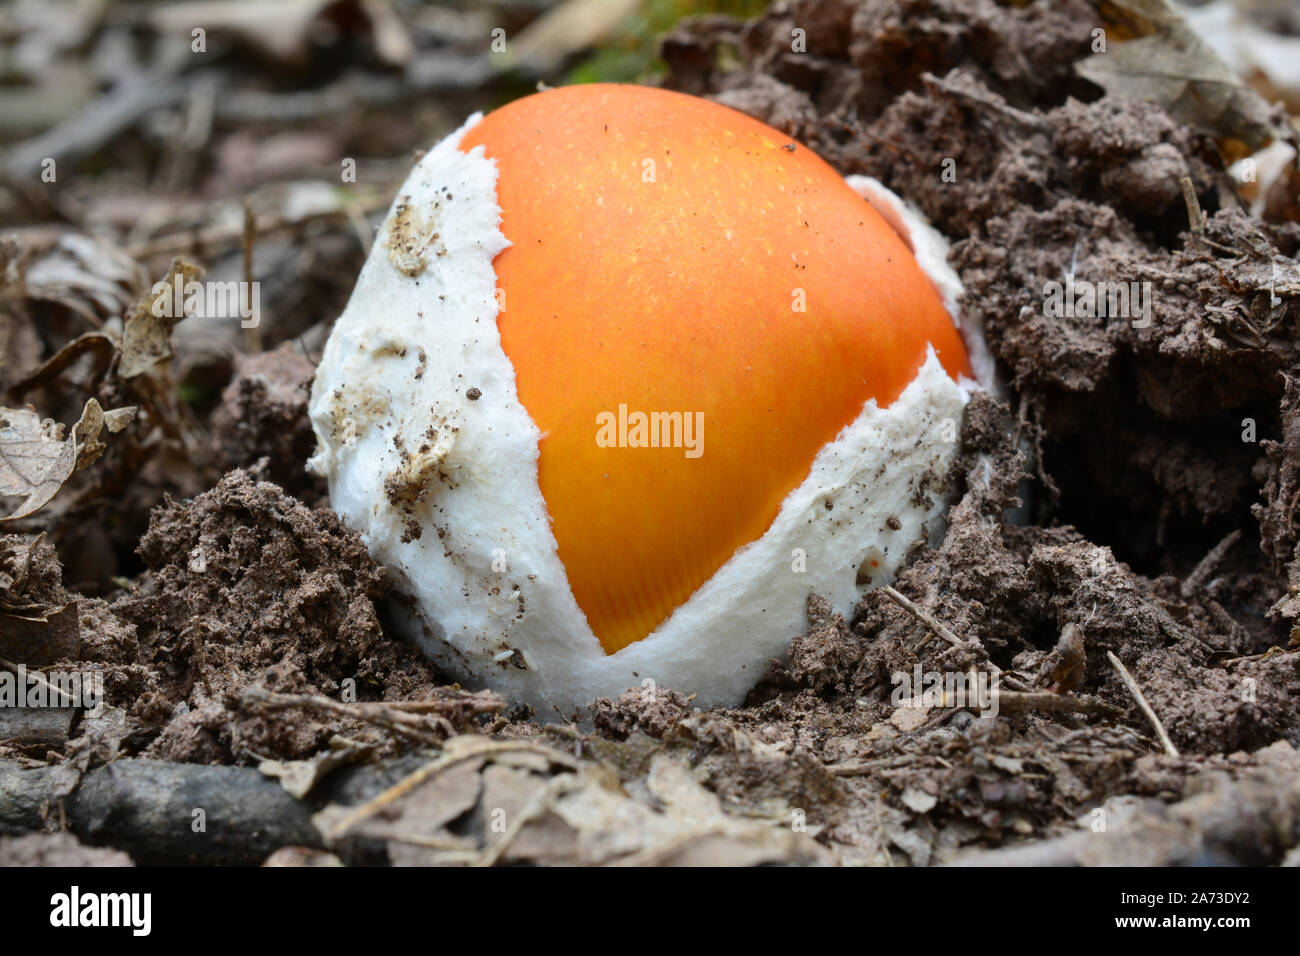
566 0 771 86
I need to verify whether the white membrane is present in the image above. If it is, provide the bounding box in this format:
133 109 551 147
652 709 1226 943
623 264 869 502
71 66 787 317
311 116 973 717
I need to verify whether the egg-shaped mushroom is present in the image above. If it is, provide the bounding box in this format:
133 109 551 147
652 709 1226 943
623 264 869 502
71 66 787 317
309 84 979 716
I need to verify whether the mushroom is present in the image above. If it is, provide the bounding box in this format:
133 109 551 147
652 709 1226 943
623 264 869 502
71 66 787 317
309 84 983 716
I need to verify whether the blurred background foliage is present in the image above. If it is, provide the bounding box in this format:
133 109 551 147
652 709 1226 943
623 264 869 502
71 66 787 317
565 0 770 84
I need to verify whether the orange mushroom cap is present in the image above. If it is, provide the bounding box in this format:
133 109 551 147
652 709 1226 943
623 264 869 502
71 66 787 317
459 84 970 654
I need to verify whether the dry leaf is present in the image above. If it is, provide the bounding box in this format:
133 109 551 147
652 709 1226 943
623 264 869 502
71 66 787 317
259 737 377 799
103 407 136 433
0 408 74 521
149 0 419 72
324 737 831 866
0 398 137 522
120 258 203 379
1076 0 1299 154
7 332 116 400
20 234 147 329
349 757 486 845
901 786 939 815
506 0 639 74
262 847 345 867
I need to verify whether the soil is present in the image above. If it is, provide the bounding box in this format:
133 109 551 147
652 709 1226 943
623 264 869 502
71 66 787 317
2 0 1299 866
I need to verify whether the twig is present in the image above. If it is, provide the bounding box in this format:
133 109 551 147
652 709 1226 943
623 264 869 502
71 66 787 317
994 690 1122 719
372 695 505 716
178 618 214 697
877 586 1031 691
474 774 578 867
612 826 729 867
9 532 46 592
241 200 261 353
1181 529 1241 599
242 687 447 747
2 72 197 179
831 755 956 777
1218 647 1297 668
879 586 966 650
382 832 476 852
920 72 1047 128
327 740 580 842
124 196 391 259
1106 651 1180 757
1181 176 1205 234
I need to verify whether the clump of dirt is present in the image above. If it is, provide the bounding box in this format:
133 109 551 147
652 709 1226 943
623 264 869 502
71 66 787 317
1 534 88 685
590 684 696 740
1 533 72 615
667 0 1101 118
74 471 441 764
0 832 133 867
210 344 326 503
